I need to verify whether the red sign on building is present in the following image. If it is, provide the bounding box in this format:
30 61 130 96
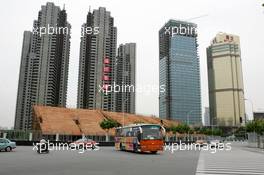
104 67 110 72
103 75 110 81
104 57 110 64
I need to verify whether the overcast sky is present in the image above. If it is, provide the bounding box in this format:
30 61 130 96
0 0 263 128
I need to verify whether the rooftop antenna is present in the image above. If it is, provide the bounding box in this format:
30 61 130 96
89 5 91 13
63 4 65 10
185 14 209 21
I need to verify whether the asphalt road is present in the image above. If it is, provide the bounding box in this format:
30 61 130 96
1 142 263 175
0 145 200 175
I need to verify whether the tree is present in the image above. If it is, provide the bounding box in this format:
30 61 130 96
170 123 190 134
100 119 121 141
193 127 223 136
211 128 223 136
133 120 144 124
246 120 264 135
100 119 121 131
178 123 190 134
194 127 201 133
234 126 246 138
170 125 178 134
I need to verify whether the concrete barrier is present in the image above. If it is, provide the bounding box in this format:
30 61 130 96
259 136 264 149
247 132 258 148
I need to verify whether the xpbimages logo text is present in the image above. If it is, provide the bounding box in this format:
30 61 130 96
163 24 197 36
32 140 100 154
32 24 100 37
98 82 166 95
164 141 232 154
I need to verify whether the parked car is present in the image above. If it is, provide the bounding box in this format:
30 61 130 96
0 138 16 152
208 139 223 148
195 139 207 146
69 138 97 149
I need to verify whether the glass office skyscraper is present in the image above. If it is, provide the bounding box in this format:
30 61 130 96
159 19 202 124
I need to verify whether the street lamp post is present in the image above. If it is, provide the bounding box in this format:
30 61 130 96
123 98 128 126
187 110 194 142
211 124 216 139
244 98 254 121
244 98 254 140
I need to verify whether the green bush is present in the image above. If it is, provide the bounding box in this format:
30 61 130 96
246 120 264 135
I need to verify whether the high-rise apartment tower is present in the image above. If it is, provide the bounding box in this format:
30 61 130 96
115 43 136 114
15 2 71 130
77 7 117 111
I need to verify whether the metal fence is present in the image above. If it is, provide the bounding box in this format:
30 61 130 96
0 130 38 141
0 130 115 142
1 129 227 143
165 134 222 142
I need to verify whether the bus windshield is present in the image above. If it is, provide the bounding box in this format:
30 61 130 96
141 125 162 140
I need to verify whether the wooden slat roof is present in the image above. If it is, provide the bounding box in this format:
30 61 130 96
33 106 179 136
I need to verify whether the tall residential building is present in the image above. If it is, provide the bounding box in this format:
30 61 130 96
14 2 71 130
115 43 136 114
77 7 117 111
159 19 202 124
207 32 245 126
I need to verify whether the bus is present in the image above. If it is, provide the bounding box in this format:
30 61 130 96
115 124 165 154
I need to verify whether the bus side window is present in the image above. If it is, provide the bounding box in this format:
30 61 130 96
127 131 132 137
121 129 126 137
131 131 136 137
122 128 129 137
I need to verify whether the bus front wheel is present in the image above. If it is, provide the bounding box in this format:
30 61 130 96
151 151 157 154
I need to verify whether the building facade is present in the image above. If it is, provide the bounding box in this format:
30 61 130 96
207 32 245 126
159 19 202 125
77 7 117 111
253 112 264 120
14 2 71 130
115 43 136 114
